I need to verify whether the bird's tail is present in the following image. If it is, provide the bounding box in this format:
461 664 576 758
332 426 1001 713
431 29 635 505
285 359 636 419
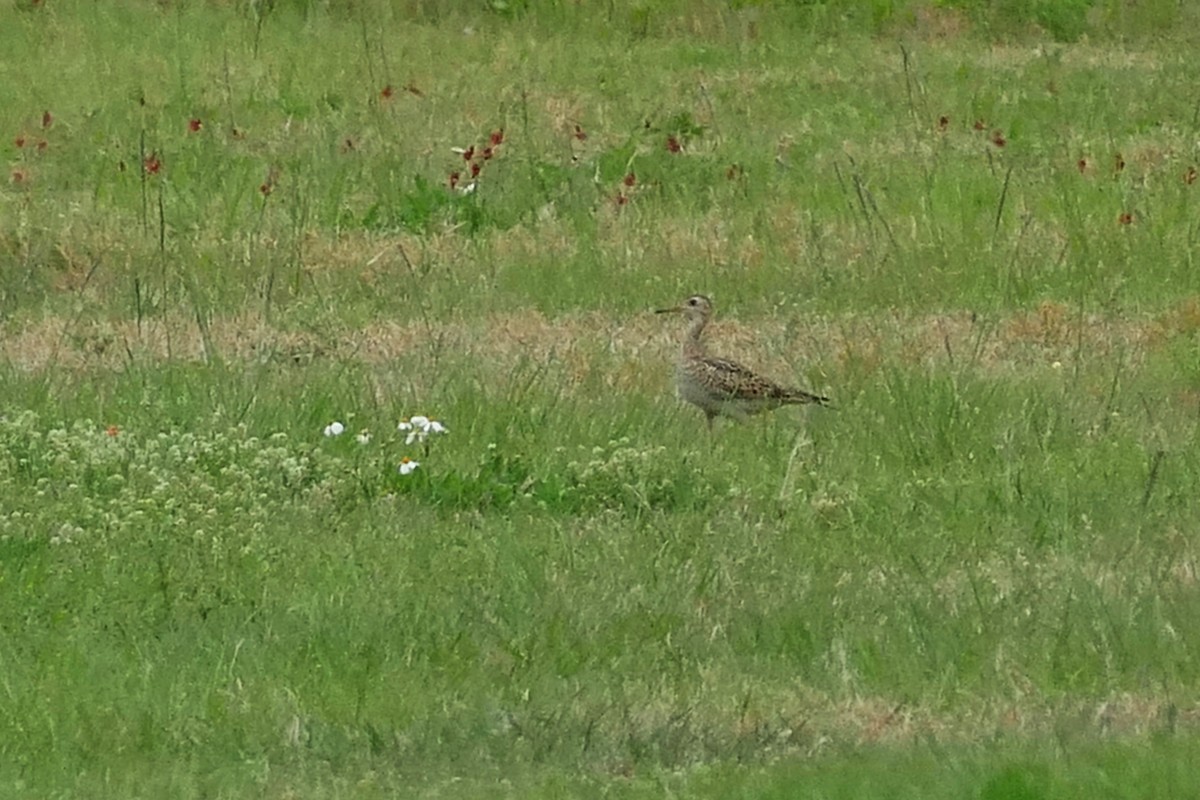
784 388 832 407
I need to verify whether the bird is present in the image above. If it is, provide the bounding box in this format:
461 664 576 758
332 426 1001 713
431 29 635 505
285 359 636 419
655 294 830 430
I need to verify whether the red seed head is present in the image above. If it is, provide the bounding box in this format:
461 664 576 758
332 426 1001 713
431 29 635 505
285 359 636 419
666 135 682 153
937 115 949 131
573 124 587 141
615 193 629 206
623 172 636 187
143 153 162 174
188 118 202 133
481 146 494 160
449 171 460 189
1118 212 1133 225
973 119 986 131
11 168 28 185
470 162 481 178
41 110 53 129
380 85 394 100
105 425 119 437
14 134 27 148
259 182 273 196
489 129 504 146
462 145 475 161
1077 158 1088 173
1186 166 1198 185
991 130 1006 148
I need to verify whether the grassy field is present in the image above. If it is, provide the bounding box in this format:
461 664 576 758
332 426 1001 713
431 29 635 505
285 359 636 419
4 0 1200 796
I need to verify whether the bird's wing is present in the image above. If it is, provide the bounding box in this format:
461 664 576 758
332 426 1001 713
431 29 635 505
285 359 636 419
692 355 785 399
694 354 829 405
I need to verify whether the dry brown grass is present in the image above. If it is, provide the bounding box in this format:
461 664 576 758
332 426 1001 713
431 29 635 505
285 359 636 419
593 681 1197 767
0 302 1170 388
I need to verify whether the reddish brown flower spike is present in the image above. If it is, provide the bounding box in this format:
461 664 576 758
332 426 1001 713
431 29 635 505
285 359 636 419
991 130 1006 148
573 124 587 141
14 134 26 148
36 139 48 152
11 169 27 185
380 85 394 100
1115 154 1125 172
666 135 682 153
470 162 481 178
489 129 504 146
1077 158 1088 173
449 171 460 189
1186 167 1198 185
1118 212 1133 225
41 110 53 129
462 145 475 161
143 153 162 175
188 118 202 133
259 182 273 196
481 146 494 161
937 115 949 131
615 193 629 206
105 425 119 437
623 172 636 187
973 119 986 131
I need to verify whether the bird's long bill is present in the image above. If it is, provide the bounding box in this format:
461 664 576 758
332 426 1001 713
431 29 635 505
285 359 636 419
654 306 681 314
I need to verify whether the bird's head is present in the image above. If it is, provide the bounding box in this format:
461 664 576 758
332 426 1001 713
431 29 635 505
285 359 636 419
655 294 713 322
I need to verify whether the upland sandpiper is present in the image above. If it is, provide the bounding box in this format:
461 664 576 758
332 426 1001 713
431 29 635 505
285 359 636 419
656 294 830 430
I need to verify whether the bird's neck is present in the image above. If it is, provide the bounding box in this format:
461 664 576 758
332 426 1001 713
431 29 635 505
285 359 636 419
681 316 708 358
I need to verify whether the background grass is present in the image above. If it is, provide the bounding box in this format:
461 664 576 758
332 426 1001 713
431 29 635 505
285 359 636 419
4 0 1200 797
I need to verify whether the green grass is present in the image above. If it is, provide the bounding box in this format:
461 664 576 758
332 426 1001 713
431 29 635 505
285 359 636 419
4 1 1200 797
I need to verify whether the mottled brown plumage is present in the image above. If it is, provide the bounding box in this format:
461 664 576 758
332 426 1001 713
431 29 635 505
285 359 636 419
656 295 829 430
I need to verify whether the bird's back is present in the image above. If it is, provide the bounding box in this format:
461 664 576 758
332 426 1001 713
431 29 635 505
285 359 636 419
676 352 827 420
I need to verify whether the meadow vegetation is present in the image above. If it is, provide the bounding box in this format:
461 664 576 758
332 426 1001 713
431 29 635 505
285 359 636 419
3 0 1200 796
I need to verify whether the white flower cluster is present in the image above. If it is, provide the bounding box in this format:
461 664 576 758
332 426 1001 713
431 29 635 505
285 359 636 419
321 413 448 477
397 415 448 446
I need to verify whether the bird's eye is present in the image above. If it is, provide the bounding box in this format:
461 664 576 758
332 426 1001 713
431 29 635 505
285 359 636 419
688 298 698 306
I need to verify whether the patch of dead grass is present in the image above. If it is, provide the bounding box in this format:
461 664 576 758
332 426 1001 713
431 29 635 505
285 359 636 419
0 304 1172 396
589 680 1198 768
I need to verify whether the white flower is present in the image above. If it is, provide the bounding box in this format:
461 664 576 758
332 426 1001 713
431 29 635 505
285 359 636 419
398 457 420 475
398 415 448 445
323 421 345 437
356 431 371 445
